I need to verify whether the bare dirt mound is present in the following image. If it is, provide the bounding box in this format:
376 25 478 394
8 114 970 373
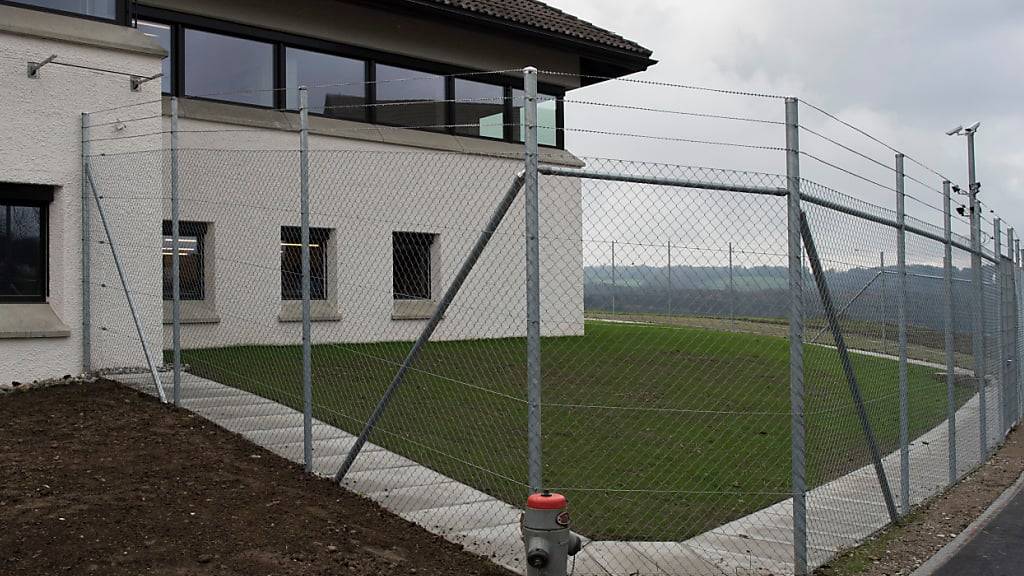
0 380 515 576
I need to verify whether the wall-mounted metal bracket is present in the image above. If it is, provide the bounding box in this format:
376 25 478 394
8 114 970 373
27 54 57 79
130 73 164 92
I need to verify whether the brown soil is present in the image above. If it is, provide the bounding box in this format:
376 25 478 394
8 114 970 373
815 425 1024 576
0 380 516 576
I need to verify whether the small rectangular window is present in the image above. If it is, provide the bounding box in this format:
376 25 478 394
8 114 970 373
162 221 206 301
453 78 505 139
137 20 172 94
184 29 274 107
512 89 558 146
9 0 116 19
286 48 366 121
281 227 329 300
393 232 435 301
0 198 47 302
375 64 446 130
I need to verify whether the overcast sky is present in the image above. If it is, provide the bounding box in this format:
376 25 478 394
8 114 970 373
553 0 1024 255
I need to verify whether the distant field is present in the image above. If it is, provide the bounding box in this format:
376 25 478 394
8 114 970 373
587 310 974 369
175 320 971 541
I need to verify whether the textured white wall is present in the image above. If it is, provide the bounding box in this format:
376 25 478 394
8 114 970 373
0 25 163 385
89 116 584 350
0 11 584 385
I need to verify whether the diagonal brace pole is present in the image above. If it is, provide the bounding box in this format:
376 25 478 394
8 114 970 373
808 269 883 345
334 171 526 482
800 211 899 523
85 163 167 403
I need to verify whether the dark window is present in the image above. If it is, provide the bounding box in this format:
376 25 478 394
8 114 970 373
0 191 48 302
453 78 505 139
162 221 206 301
393 232 435 300
375 64 445 130
281 227 329 300
184 29 274 107
137 20 172 94
8 0 116 19
512 89 558 146
286 48 366 121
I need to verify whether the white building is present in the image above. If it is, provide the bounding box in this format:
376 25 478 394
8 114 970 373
0 0 654 384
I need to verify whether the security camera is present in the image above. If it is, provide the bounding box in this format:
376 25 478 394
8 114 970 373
952 185 961 194
966 121 981 132
956 205 967 217
946 125 963 136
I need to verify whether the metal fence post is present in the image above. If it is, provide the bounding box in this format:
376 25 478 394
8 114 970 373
785 97 807 576
299 86 313 474
880 251 886 349
524 67 543 494
667 240 672 315
81 112 91 375
970 177 987 457
895 153 910 514
729 241 735 327
994 218 1006 437
1009 228 1018 426
171 97 182 407
942 181 956 484
611 240 617 315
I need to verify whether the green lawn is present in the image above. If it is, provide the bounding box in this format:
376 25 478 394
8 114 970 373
174 320 971 541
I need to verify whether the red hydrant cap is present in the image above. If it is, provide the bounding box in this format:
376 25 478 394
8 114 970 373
527 492 567 510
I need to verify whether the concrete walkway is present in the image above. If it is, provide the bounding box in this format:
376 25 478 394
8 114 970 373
113 371 1003 575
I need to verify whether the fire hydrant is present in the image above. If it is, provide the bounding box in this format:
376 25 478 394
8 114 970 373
522 491 582 576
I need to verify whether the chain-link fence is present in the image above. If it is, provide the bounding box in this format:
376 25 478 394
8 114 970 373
77 72 1024 576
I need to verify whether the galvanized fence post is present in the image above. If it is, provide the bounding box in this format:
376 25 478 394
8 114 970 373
524 67 543 494
81 112 91 375
994 218 1006 437
785 97 807 576
970 182 987 457
611 240 617 315
942 181 956 483
895 153 910 514
880 251 886 349
729 241 735 327
667 240 672 315
171 97 182 407
299 86 313 474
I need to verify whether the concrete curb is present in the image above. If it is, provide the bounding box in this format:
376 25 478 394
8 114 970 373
910 471 1024 576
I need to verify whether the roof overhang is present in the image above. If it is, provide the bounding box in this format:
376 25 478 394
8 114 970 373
346 0 657 85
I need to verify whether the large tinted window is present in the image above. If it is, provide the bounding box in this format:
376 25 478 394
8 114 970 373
137 21 172 94
185 29 274 107
11 0 116 19
375 65 445 130
0 202 45 301
453 78 504 139
513 89 558 146
286 48 366 121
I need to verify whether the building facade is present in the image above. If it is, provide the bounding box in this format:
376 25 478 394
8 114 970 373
0 0 653 384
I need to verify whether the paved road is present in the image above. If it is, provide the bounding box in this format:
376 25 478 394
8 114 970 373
932 486 1024 576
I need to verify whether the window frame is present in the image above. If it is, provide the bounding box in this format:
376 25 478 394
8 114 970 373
0 0 129 24
134 6 565 148
280 226 331 301
0 195 49 304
